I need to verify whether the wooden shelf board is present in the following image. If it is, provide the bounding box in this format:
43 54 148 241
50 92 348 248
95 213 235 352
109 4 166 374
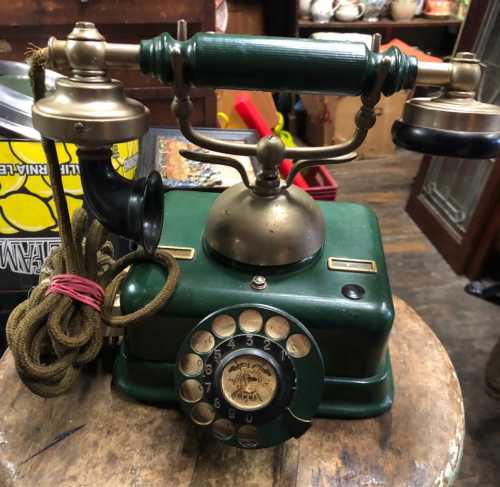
298 17 462 30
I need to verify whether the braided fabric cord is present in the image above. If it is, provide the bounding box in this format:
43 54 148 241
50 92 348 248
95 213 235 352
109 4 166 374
6 50 179 397
7 209 179 397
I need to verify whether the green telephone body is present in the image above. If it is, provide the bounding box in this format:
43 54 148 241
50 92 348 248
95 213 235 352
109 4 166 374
116 190 394 448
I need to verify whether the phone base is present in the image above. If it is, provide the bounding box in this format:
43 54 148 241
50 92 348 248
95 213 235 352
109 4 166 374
113 342 393 419
115 191 396 430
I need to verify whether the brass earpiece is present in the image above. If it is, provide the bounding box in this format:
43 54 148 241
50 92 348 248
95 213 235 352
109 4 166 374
32 22 163 252
32 22 147 146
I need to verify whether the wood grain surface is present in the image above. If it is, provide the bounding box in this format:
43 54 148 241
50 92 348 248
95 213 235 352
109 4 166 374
0 297 464 487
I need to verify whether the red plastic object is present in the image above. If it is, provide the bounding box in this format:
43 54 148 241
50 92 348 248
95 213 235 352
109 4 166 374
303 166 338 201
234 93 338 200
234 94 309 189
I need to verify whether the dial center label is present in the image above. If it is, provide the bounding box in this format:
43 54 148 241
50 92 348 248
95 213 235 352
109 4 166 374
221 355 277 412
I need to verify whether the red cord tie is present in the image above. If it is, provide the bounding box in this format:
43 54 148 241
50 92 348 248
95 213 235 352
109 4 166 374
46 274 105 312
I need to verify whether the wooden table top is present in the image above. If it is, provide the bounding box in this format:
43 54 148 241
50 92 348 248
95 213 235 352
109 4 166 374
0 297 464 487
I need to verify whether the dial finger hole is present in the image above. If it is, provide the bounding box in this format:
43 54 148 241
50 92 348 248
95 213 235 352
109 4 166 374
191 402 216 426
265 315 290 341
179 379 203 403
286 334 311 359
212 418 235 440
212 314 237 338
191 330 216 354
179 353 204 376
237 425 258 448
239 309 263 333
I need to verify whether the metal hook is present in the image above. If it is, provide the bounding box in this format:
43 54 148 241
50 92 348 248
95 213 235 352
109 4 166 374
285 152 358 188
171 23 255 161
170 24 394 191
177 19 188 42
371 33 382 54
283 54 392 165
179 149 252 188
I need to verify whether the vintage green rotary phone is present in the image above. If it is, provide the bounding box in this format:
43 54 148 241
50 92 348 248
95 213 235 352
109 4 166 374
30 21 500 449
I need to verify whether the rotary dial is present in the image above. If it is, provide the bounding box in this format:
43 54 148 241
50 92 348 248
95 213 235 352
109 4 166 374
175 304 324 449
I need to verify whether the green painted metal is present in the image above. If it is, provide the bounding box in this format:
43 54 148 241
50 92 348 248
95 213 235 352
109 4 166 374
115 190 395 418
113 344 393 419
114 344 178 404
317 352 393 418
140 33 417 96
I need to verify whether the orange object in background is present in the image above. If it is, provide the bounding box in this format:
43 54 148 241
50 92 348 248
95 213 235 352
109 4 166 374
382 39 443 63
424 0 452 17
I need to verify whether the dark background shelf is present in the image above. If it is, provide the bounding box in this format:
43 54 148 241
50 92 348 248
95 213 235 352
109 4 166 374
296 18 462 57
262 2 462 58
297 17 462 30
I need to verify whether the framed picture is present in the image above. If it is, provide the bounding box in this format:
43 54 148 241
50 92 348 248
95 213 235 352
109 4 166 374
139 128 259 189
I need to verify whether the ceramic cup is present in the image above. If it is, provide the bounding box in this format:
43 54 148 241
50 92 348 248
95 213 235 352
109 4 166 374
298 0 313 19
333 1 366 21
311 0 334 22
391 0 417 21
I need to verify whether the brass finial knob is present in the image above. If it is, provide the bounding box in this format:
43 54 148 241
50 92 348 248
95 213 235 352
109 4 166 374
254 136 286 196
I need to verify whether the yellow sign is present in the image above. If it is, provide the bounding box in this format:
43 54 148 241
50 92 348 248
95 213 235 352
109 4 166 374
0 140 138 235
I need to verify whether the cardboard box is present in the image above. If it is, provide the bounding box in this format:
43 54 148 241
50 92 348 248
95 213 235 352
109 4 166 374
302 91 410 158
301 94 335 149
